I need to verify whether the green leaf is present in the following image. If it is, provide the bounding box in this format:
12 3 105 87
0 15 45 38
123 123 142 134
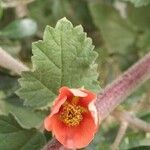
127 4 150 31
0 18 37 39
0 0 3 19
0 74 18 96
16 18 100 108
52 0 93 26
28 0 54 30
0 95 46 129
85 123 119 150
128 146 150 150
139 111 150 123
52 0 72 21
0 114 46 150
123 0 150 7
120 132 150 150
89 2 135 53
138 31 150 51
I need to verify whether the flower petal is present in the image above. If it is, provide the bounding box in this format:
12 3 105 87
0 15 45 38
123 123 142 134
44 115 53 131
58 86 73 98
79 89 96 107
52 112 98 149
51 86 73 115
69 89 87 97
51 96 67 116
88 101 99 126
44 87 99 149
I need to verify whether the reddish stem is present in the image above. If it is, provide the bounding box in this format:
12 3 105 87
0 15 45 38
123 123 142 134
42 138 68 150
96 52 150 121
44 52 150 150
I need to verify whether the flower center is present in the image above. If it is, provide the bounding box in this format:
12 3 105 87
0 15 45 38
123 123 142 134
60 101 87 126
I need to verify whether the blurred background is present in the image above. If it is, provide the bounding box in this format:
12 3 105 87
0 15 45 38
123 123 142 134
0 0 150 149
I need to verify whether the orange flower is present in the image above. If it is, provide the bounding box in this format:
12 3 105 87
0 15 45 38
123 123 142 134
44 86 99 149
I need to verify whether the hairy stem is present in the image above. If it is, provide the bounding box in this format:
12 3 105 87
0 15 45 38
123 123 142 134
0 47 29 75
44 52 150 150
96 52 150 122
42 138 69 150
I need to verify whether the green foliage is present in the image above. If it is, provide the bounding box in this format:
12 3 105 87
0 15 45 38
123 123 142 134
0 75 46 129
52 0 93 26
0 74 18 95
28 0 93 30
85 123 119 150
28 0 54 30
52 0 72 21
0 114 46 150
140 111 150 122
129 146 150 150
120 132 150 149
85 122 150 150
138 31 150 52
127 4 150 30
0 19 37 39
0 95 46 129
17 18 100 108
0 0 3 19
0 0 150 149
89 2 136 54
123 0 150 7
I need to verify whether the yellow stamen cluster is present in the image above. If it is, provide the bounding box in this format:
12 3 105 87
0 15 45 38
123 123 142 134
60 101 87 126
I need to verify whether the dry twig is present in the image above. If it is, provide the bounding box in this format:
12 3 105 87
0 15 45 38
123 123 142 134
113 110 150 132
111 121 128 150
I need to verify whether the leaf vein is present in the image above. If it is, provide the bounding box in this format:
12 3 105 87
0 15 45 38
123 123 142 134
36 45 61 69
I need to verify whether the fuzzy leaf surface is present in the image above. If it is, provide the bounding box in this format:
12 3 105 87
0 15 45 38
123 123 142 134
0 114 46 150
0 94 46 129
17 18 99 108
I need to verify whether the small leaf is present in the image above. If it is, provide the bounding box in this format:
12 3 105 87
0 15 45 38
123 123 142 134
139 111 150 122
0 18 37 39
120 132 150 150
0 114 46 150
85 123 119 150
0 95 46 129
89 2 135 53
52 0 72 20
16 18 100 109
123 0 150 7
138 31 150 51
0 74 18 95
28 0 54 30
128 146 150 150
127 4 150 31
